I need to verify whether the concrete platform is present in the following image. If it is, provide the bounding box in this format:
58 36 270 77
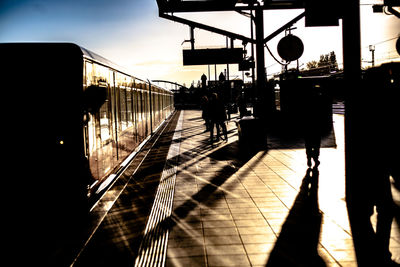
163 110 399 267
71 109 399 267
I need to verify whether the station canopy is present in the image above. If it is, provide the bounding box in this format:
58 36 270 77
156 0 304 13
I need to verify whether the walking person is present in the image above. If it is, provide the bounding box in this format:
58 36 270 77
303 85 331 168
200 95 210 132
237 92 247 118
209 93 228 143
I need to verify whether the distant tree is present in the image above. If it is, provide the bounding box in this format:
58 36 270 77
306 60 318 69
329 51 338 70
318 54 329 67
318 51 338 69
303 51 339 75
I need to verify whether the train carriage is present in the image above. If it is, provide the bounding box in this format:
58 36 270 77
2 43 174 240
83 44 174 199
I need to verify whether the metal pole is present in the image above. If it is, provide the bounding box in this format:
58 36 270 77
343 3 361 198
208 65 210 85
190 26 195 50
342 1 371 266
226 37 230 82
369 45 375 67
254 6 266 117
372 50 375 67
250 8 256 96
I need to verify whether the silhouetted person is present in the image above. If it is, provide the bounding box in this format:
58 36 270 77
209 93 228 143
218 72 226 82
303 86 331 167
356 141 397 266
237 92 247 118
346 63 399 267
200 95 210 131
371 63 399 266
371 168 396 266
369 67 398 265
201 73 207 89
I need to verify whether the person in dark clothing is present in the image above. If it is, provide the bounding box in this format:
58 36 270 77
303 85 331 167
209 93 228 143
200 95 210 131
368 72 398 266
345 63 399 267
355 103 398 267
371 168 396 266
237 92 247 118
305 131 321 167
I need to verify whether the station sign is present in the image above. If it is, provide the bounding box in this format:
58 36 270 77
305 0 341 27
239 60 255 71
183 48 244 65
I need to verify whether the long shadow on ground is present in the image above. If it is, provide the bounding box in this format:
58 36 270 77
266 168 327 267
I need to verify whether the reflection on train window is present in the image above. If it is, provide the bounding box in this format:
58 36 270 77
83 61 173 191
100 97 111 141
85 62 93 86
127 87 133 128
120 87 127 131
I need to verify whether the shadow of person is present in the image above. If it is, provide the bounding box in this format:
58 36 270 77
266 168 327 267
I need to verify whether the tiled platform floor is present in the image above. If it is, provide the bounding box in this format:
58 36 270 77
165 110 400 267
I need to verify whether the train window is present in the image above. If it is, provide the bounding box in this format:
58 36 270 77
99 90 111 142
142 90 147 138
96 64 111 84
85 62 94 86
126 87 133 128
138 90 144 140
119 86 127 131
138 90 142 122
144 91 149 135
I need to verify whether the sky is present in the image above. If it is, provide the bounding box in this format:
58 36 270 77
1 0 399 87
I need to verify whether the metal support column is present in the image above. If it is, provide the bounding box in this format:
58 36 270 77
254 6 266 117
343 2 361 202
190 26 195 50
343 1 374 266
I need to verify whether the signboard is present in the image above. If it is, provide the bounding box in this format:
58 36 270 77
305 0 340 27
239 60 255 71
183 48 244 65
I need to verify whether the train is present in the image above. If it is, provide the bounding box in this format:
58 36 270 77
2 43 174 247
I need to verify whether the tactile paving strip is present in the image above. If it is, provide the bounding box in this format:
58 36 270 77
134 111 183 267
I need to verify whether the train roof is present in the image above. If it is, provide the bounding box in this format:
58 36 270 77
78 44 172 92
1 42 171 92
79 45 129 75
